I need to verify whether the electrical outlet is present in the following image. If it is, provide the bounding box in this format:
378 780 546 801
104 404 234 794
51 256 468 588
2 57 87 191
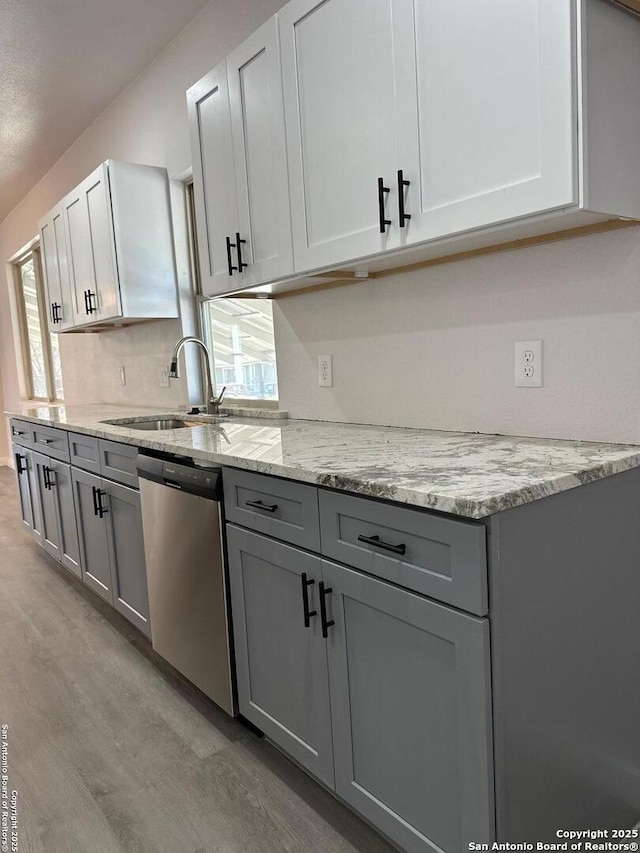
318 354 333 387
159 367 170 388
119 365 126 386
515 340 543 387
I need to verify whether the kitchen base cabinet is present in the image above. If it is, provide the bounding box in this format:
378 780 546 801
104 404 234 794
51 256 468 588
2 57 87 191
12 445 36 535
103 479 150 637
322 559 494 853
72 467 150 637
32 452 63 564
73 468 113 603
227 525 334 787
50 460 82 578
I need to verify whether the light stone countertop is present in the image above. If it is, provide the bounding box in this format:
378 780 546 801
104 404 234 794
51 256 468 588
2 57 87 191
6 403 640 519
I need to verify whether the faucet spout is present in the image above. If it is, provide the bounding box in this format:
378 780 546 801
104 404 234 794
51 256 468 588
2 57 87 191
169 336 226 415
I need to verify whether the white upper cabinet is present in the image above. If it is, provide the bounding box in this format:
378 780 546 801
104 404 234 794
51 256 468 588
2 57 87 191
40 160 179 331
63 163 121 323
39 204 75 331
227 17 293 288
394 0 576 246
279 0 403 271
187 63 238 297
188 19 293 297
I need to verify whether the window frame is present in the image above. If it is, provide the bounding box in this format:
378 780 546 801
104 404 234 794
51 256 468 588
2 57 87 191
13 246 63 403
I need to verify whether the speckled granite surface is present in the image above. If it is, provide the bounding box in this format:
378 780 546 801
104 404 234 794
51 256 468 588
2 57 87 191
6 403 640 519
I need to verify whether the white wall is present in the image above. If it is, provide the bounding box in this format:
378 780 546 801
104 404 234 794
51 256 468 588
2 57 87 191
0 0 286 458
274 225 640 444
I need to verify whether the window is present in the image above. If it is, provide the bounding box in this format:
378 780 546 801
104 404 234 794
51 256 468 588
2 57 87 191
14 249 63 402
200 298 278 402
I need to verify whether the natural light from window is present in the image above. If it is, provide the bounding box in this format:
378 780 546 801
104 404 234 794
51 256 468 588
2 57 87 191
201 298 278 401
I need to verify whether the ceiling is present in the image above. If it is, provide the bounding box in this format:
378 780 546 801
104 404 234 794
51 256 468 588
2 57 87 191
0 0 210 223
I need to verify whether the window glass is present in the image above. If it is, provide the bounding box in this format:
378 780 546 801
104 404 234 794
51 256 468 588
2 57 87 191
18 257 48 399
202 298 278 401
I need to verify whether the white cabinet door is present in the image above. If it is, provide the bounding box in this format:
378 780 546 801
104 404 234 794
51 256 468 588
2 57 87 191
63 163 121 324
395 0 576 245
279 0 404 272
227 17 293 287
187 63 239 297
39 205 75 331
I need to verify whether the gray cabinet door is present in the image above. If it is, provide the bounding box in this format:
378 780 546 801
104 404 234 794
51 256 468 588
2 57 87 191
50 460 82 578
32 451 62 562
322 559 494 853
12 445 34 533
103 480 150 638
26 448 44 546
72 467 112 603
227 525 334 787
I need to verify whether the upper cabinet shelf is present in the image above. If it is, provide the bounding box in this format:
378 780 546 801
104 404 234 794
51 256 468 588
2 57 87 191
39 160 179 331
188 0 640 298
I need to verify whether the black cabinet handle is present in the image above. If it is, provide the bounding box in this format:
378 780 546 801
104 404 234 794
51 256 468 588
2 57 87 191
245 499 278 513
92 485 100 516
397 169 411 228
97 490 108 518
84 290 97 314
357 533 406 556
43 467 51 491
15 454 27 474
301 573 317 628
51 302 61 324
235 232 248 272
319 582 335 639
226 236 237 276
377 177 391 233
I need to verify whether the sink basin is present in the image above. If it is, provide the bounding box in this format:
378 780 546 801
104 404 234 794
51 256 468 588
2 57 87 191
121 418 202 431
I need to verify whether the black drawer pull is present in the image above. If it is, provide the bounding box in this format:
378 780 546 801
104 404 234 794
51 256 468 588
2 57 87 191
397 169 411 228
226 236 237 276
15 454 27 474
301 573 317 628
245 499 278 513
12 428 25 436
319 582 335 639
357 533 406 556
235 232 248 272
377 177 391 234
38 438 53 444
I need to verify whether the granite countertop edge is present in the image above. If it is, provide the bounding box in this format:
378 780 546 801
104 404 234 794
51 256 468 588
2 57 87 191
6 406 640 520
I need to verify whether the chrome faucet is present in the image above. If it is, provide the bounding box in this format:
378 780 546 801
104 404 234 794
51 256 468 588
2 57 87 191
169 336 226 415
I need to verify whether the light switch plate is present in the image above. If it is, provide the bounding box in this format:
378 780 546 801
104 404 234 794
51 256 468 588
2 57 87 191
515 340 543 387
318 354 333 387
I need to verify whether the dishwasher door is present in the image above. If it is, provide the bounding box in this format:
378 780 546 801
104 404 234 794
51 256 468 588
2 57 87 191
139 477 235 716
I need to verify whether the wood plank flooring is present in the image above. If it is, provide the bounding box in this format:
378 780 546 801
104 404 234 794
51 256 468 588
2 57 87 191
0 467 394 853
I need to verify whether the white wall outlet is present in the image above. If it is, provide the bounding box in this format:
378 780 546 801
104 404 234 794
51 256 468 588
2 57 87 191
515 340 543 387
159 367 170 388
318 354 333 387
119 365 126 386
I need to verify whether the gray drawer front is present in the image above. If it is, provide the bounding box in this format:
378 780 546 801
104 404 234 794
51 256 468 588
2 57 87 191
68 432 101 474
9 419 31 448
319 490 487 615
223 468 320 551
99 439 138 488
30 423 70 462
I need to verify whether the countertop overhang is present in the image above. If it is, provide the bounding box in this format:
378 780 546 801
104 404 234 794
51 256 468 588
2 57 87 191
6 403 640 519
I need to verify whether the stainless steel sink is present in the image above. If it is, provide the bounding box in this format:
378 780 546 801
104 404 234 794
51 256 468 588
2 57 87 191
119 418 202 431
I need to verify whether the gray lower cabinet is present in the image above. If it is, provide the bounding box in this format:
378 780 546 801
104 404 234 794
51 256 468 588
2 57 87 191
50 460 82 577
73 468 113 602
72 467 150 637
103 479 150 637
322 559 495 853
226 525 334 787
12 444 36 534
32 451 63 563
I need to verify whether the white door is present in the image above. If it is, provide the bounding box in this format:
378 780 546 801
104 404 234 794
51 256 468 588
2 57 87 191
227 17 293 287
39 205 75 331
395 0 576 245
63 163 121 323
279 0 404 273
187 62 239 297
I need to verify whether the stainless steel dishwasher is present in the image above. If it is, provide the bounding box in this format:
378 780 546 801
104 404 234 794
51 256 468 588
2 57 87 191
136 453 236 716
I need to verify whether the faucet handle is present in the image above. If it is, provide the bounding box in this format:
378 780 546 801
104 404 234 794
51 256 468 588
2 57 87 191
212 386 226 406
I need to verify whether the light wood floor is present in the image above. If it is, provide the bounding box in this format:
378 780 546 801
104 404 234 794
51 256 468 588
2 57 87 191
0 467 394 853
